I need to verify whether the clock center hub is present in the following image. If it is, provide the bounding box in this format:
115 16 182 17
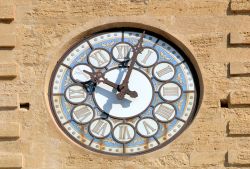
93 67 153 119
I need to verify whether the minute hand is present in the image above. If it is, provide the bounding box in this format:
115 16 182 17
117 31 145 100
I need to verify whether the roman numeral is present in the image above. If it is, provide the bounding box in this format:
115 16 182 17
69 88 85 99
92 120 108 137
155 105 174 120
163 86 179 96
156 65 173 77
91 51 108 66
75 67 88 78
74 107 92 122
119 125 131 140
116 45 131 59
142 121 156 135
141 50 153 64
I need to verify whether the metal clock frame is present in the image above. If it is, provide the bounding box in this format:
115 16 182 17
48 28 199 156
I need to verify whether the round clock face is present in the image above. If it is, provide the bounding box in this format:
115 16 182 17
49 29 198 156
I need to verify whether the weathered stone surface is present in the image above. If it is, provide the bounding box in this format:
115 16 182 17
228 150 250 166
228 120 250 135
0 94 18 108
230 62 250 76
230 32 250 45
0 24 15 34
236 138 250 149
0 63 18 78
229 91 250 106
0 51 13 62
0 122 20 138
0 6 15 21
190 151 225 166
0 154 22 168
0 35 16 48
230 0 250 12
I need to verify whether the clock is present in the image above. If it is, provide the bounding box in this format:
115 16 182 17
49 29 199 156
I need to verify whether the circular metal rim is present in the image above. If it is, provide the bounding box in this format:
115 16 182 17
64 84 88 105
87 48 112 69
135 117 160 138
48 28 199 156
152 102 177 123
70 104 96 125
136 47 159 68
92 66 154 120
152 61 176 82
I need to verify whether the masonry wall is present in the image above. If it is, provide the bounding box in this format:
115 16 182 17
0 0 250 168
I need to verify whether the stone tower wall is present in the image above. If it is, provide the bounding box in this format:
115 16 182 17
0 0 250 168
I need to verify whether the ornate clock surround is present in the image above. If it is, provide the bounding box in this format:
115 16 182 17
45 17 204 157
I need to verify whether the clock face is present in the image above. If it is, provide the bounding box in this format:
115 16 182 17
49 29 198 156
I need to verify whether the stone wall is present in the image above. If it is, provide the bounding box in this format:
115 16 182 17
0 0 250 168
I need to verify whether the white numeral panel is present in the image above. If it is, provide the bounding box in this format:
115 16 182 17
113 123 135 144
89 119 112 139
136 118 159 138
88 49 111 68
159 83 182 102
71 64 93 83
112 43 133 62
65 85 87 104
153 103 176 122
153 62 175 81
137 48 158 68
72 105 94 124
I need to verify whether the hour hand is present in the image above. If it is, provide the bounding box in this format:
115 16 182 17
83 70 138 98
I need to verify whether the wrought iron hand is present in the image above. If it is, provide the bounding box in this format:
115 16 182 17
83 70 137 98
116 31 145 100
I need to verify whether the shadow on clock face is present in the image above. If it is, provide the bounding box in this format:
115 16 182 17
93 67 153 119
95 68 132 114
95 86 132 114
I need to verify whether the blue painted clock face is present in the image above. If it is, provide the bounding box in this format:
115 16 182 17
49 29 198 156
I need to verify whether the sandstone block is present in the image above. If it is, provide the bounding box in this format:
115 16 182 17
0 35 16 48
0 24 15 34
228 150 250 166
230 0 250 12
229 91 250 106
0 63 18 78
230 62 250 76
0 6 15 21
230 32 250 45
0 122 20 138
228 120 250 135
0 94 18 108
190 151 225 166
0 34 15 48
236 138 250 149
0 0 13 6
0 154 22 168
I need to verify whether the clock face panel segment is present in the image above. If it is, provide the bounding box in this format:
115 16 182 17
71 64 93 83
93 67 153 119
112 42 133 62
49 29 199 156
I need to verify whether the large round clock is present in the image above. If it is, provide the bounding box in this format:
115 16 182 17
49 28 199 156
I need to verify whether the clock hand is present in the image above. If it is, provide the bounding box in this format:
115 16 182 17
83 70 138 98
116 31 145 100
